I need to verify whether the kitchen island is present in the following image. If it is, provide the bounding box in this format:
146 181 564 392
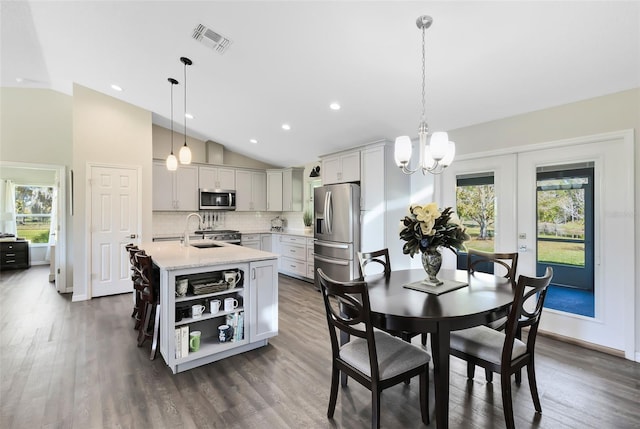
141 240 279 374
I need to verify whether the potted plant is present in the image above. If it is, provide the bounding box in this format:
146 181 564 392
303 210 313 233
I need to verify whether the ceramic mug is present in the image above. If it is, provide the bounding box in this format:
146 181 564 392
218 324 233 342
210 299 221 314
191 304 206 318
189 330 201 352
224 297 239 312
176 278 188 297
224 270 241 288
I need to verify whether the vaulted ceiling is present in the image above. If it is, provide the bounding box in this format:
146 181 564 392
2 1 639 167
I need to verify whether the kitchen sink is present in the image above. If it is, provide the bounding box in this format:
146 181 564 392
190 242 224 249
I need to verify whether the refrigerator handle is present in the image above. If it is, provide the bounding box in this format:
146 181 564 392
324 191 332 234
315 241 349 250
314 254 349 266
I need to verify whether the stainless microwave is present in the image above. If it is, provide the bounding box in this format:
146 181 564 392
199 189 236 210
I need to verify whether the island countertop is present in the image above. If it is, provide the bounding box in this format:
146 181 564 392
140 240 278 271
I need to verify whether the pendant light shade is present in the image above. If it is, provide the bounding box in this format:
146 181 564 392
179 56 193 165
166 77 179 171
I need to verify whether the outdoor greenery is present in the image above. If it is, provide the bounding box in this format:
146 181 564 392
456 184 495 240
14 186 54 244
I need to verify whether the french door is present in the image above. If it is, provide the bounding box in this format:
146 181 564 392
517 133 634 358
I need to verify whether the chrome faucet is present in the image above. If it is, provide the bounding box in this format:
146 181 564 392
183 213 203 247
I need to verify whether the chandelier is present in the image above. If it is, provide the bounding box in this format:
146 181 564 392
394 15 455 175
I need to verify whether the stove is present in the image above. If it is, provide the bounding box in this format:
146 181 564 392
196 229 241 244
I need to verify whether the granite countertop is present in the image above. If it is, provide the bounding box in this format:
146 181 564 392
140 240 278 270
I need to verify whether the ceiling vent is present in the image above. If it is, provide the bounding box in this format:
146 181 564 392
192 24 232 54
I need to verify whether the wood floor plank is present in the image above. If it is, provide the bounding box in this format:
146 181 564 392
1 266 639 428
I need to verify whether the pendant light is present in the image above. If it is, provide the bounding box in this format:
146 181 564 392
179 56 193 164
394 15 455 175
166 77 179 171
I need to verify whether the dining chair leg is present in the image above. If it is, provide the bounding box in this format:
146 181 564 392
419 369 430 425
500 372 516 429
421 333 428 346
527 361 542 412
327 366 339 418
372 388 381 429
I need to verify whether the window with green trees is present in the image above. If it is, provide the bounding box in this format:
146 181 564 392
15 185 54 243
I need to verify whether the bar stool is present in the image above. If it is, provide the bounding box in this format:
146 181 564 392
135 252 160 360
126 244 146 330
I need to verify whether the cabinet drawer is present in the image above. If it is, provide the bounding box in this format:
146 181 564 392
280 243 305 261
306 246 314 261
242 233 260 241
281 257 307 277
280 235 307 245
306 238 315 246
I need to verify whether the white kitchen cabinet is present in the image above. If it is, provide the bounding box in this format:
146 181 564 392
235 170 267 211
279 234 312 280
322 150 360 184
153 161 198 211
266 170 283 212
249 259 278 342
198 165 235 190
360 141 411 271
241 233 261 250
282 168 303 212
306 237 315 280
260 234 273 252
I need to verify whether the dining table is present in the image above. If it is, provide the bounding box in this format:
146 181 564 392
363 268 515 429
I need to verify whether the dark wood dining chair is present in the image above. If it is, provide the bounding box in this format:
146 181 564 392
126 244 144 328
135 253 160 360
450 267 553 429
317 268 431 429
467 249 520 381
357 249 428 346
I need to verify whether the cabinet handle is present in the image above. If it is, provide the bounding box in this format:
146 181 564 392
252 268 256 280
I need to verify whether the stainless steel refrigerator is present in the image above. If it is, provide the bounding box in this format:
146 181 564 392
314 183 361 284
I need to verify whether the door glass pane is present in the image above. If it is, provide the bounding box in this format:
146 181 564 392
15 185 53 243
536 166 594 317
456 174 495 253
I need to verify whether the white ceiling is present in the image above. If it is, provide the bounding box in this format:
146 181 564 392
2 1 639 168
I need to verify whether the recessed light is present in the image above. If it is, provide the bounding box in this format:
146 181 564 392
330 102 341 110
185 113 194 119
16 77 24 83
250 139 258 144
281 124 291 131
111 84 123 92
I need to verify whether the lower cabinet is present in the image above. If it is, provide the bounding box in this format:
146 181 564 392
159 259 278 374
240 234 261 250
0 240 30 270
278 234 314 282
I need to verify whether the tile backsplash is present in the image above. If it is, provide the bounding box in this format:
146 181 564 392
153 211 304 236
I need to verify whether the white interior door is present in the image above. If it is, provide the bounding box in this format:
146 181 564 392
90 165 139 298
516 132 635 358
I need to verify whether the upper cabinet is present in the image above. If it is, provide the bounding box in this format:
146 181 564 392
282 168 303 212
235 169 267 211
198 166 235 190
153 161 198 211
266 168 303 212
322 150 360 184
266 170 283 212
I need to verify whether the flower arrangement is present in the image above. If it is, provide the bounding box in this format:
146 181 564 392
399 203 469 257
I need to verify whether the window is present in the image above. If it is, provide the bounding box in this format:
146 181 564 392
15 185 54 243
456 173 495 253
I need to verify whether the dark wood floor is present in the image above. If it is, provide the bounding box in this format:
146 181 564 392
1 266 639 428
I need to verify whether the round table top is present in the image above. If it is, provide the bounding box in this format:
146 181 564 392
364 269 515 332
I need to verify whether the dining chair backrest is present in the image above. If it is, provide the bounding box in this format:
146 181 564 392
357 249 391 278
317 268 379 373
135 253 155 300
502 266 553 363
467 249 518 282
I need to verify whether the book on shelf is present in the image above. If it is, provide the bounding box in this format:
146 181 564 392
181 326 189 357
175 328 182 358
225 311 244 342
